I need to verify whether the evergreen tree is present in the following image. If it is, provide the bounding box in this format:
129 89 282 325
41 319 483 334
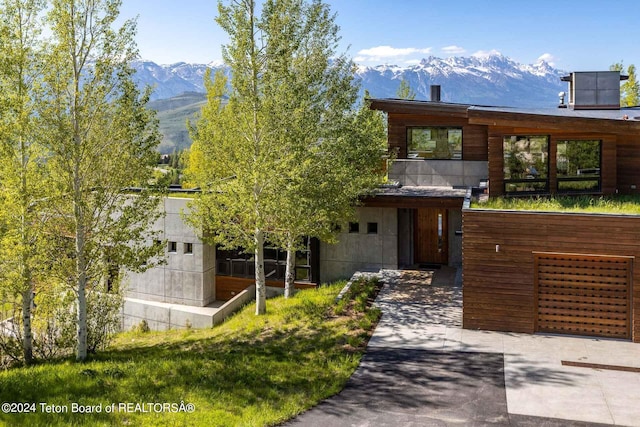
396 78 416 100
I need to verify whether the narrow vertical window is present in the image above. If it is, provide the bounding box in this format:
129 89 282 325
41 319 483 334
437 213 443 254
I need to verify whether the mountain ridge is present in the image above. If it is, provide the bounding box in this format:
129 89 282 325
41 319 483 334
137 53 569 153
134 53 567 107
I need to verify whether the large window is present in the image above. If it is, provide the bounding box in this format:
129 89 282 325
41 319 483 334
216 237 317 283
407 127 462 159
556 140 601 193
503 135 549 193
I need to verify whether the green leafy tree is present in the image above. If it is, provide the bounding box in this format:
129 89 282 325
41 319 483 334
186 0 274 315
187 0 386 309
0 0 48 365
187 69 275 314
396 78 416 100
41 0 163 361
623 65 639 107
610 62 640 107
260 0 386 297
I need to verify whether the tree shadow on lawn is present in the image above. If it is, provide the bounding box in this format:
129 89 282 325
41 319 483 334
0 318 363 426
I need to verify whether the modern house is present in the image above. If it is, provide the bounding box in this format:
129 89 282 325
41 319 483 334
368 70 640 343
125 70 640 344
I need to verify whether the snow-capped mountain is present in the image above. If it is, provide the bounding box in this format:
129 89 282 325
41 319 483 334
133 54 566 107
132 60 227 100
355 54 566 107
133 53 567 107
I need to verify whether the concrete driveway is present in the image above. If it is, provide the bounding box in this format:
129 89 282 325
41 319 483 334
285 268 640 426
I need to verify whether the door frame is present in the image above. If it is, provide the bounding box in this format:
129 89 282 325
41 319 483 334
413 208 448 265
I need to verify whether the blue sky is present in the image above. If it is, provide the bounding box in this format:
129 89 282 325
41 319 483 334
119 0 640 71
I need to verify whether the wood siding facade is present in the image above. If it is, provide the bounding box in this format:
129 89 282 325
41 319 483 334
463 209 640 342
616 134 640 195
387 113 488 161
215 276 317 301
371 98 640 341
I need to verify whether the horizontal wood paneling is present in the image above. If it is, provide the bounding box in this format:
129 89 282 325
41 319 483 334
387 113 487 160
463 210 640 342
616 134 640 194
215 276 317 301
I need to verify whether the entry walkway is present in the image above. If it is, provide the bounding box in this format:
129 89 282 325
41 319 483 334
286 268 640 426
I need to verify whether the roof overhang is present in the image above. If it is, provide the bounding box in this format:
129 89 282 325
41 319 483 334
368 98 640 135
467 107 640 135
368 98 470 118
361 186 466 209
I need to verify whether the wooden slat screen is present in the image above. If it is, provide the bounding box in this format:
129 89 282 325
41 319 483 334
534 252 631 339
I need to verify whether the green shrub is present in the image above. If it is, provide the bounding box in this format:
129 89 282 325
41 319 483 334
133 319 150 334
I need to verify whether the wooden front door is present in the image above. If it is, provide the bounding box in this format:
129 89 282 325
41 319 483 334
414 208 448 265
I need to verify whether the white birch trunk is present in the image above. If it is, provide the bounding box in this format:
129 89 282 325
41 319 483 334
284 244 295 299
254 229 266 314
21 288 33 364
75 217 88 361
76 276 87 361
20 164 33 364
74 124 88 360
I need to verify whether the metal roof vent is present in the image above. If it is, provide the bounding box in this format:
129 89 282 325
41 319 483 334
560 71 627 110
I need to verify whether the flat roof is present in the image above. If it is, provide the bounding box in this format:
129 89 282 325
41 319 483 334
369 98 640 134
469 105 640 121
370 98 640 121
373 185 468 198
362 185 467 209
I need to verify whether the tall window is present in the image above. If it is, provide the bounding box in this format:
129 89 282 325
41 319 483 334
556 140 601 193
407 127 462 159
503 135 549 193
216 237 317 282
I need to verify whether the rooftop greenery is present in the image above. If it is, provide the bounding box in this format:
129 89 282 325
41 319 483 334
471 195 640 215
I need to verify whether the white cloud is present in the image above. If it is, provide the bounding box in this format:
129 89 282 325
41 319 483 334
356 45 432 63
442 45 466 55
472 49 502 59
537 53 557 67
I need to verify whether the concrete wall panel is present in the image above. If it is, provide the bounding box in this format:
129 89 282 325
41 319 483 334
389 159 488 187
320 207 398 283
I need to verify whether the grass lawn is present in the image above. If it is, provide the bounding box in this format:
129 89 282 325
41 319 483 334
0 279 381 427
472 195 640 215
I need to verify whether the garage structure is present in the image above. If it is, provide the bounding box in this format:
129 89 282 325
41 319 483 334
463 209 640 342
534 252 632 339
